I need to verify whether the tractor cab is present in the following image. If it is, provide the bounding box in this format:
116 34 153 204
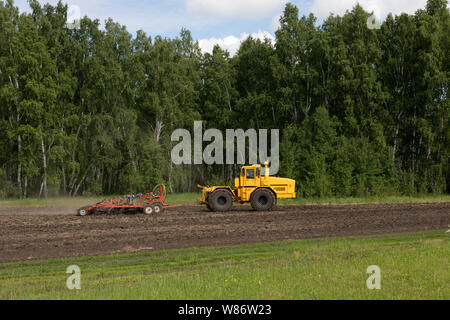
235 162 269 189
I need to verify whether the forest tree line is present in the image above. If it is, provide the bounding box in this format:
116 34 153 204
0 0 448 198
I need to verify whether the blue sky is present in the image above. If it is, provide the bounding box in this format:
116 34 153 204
13 0 428 55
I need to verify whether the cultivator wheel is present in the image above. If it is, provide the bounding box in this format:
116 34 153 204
77 206 90 216
143 205 154 215
143 203 164 215
153 203 163 214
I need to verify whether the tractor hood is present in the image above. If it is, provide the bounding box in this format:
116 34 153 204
262 176 296 195
264 176 295 185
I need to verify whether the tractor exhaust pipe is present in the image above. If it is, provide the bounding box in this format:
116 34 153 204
264 161 269 177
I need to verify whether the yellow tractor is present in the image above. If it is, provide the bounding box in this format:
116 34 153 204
198 162 296 211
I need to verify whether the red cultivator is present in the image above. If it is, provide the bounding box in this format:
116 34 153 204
77 184 185 216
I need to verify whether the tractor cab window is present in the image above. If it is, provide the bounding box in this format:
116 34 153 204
256 168 261 177
246 168 255 179
241 168 245 177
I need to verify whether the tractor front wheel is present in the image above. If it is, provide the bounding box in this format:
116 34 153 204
209 189 234 212
251 189 275 211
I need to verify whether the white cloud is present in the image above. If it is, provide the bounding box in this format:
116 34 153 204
198 30 275 56
310 0 428 21
186 0 288 19
270 12 283 31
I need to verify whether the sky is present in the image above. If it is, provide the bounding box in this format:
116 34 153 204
13 0 429 55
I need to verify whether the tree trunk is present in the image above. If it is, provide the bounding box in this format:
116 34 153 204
393 111 402 161
41 136 48 198
62 167 67 195
155 120 164 143
73 164 93 197
168 159 174 193
17 133 22 197
225 85 232 111
23 177 27 199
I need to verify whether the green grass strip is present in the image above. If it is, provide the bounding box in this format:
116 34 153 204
0 230 448 299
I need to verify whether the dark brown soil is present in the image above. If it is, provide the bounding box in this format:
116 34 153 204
0 203 448 262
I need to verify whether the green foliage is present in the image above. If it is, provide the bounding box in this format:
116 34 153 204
0 169 17 198
0 0 448 198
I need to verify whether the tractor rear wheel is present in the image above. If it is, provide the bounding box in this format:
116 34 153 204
251 189 275 211
209 189 234 212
